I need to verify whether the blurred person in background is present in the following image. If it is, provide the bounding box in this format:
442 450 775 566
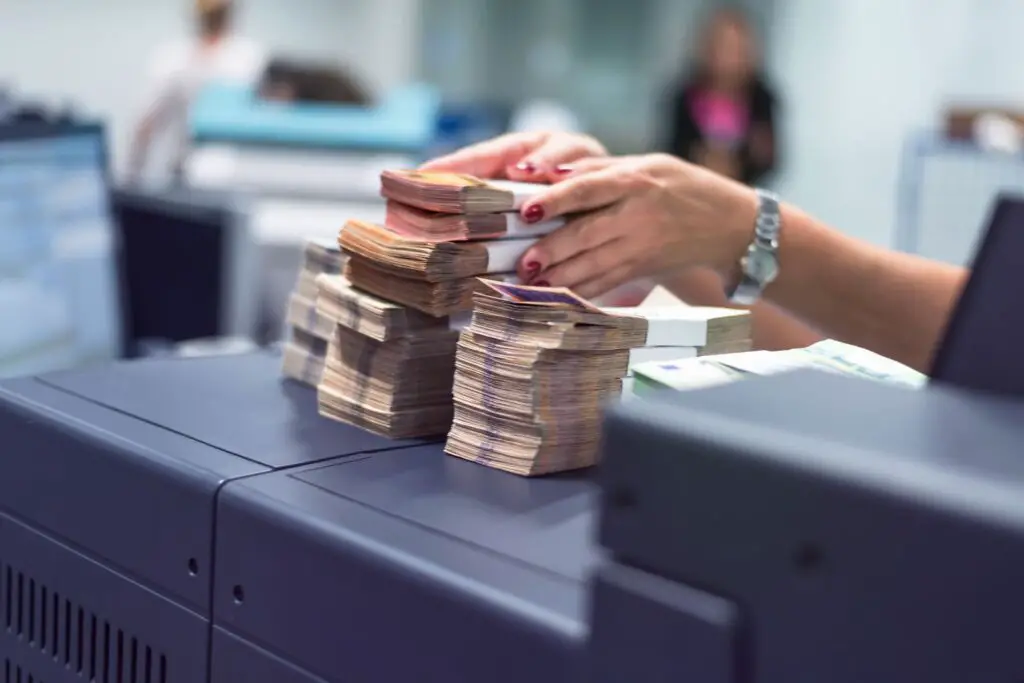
127 0 266 184
664 7 778 185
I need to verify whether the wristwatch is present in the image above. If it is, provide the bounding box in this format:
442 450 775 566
727 188 782 306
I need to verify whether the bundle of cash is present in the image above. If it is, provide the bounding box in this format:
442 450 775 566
305 237 347 275
385 200 562 242
281 238 347 386
315 275 459 439
344 257 521 318
316 274 445 342
380 170 543 214
444 280 649 477
340 219 533 282
281 328 330 386
286 289 334 340
601 305 753 381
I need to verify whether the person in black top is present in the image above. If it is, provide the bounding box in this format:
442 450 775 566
665 8 778 185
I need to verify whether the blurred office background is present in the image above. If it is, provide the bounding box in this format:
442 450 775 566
1 0 1024 376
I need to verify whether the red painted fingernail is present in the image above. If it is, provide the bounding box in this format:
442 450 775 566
515 161 537 174
554 165 573 174
525 261 541 276
533 280 551 288
523 204 545 223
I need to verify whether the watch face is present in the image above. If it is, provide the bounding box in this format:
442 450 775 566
748 252 779 284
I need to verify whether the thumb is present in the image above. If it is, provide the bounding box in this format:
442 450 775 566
420 132 546 179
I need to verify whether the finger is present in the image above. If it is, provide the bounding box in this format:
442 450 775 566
519 166 633 225
511 137 607 181
419 132 546 179
543 156 617 183
572 262 639 301
517 208 623 281
544 155 644 183
534 239 635 294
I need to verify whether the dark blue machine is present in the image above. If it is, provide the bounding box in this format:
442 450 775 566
2 350 1023 682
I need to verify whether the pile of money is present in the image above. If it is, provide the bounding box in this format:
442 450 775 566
281 239 347 386
340 171 563 318
445 280 649 476
314 274 460 438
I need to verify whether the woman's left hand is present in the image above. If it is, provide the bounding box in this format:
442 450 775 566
517 154 759 299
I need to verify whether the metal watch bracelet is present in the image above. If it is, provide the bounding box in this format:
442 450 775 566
727 188 782 306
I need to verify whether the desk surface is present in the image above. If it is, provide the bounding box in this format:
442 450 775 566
2 351 598 681
215 441 596 682
38 351 433 468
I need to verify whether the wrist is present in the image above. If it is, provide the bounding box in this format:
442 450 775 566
713 184 760 279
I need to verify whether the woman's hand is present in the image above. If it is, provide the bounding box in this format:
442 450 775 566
516 154 759 299
419 131 608 182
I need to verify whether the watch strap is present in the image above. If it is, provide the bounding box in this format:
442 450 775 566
728 189 781 306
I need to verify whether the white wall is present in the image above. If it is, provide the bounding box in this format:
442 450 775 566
767 0 1024 247
0 0 421 175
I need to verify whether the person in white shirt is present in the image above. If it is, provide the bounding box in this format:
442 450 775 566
127 0 266 183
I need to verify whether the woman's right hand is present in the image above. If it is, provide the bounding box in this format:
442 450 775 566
419 131 608 182
513 153 758 298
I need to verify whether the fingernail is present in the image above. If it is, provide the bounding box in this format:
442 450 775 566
533 280 551 288
525 261 541 276
523 204 545 223
554 165 573 174
515 161 538 174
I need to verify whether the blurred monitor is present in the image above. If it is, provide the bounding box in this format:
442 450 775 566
111 189 257 357
0 122 122 378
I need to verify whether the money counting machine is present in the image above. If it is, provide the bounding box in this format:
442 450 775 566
2 352 1024 682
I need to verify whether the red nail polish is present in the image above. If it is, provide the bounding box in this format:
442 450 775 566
534 280 551 288
523 204 545 223
525 261 541 275
516 161 537 174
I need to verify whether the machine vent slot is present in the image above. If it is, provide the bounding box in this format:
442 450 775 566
4 658 43 683
2 564 168 682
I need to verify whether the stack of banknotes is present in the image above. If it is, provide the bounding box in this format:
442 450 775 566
281 238 348 386
444 280 649 476
314 273 460 438
337 171 563 317
600 305 754 395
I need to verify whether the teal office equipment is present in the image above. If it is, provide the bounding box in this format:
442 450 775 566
190 82 441 153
